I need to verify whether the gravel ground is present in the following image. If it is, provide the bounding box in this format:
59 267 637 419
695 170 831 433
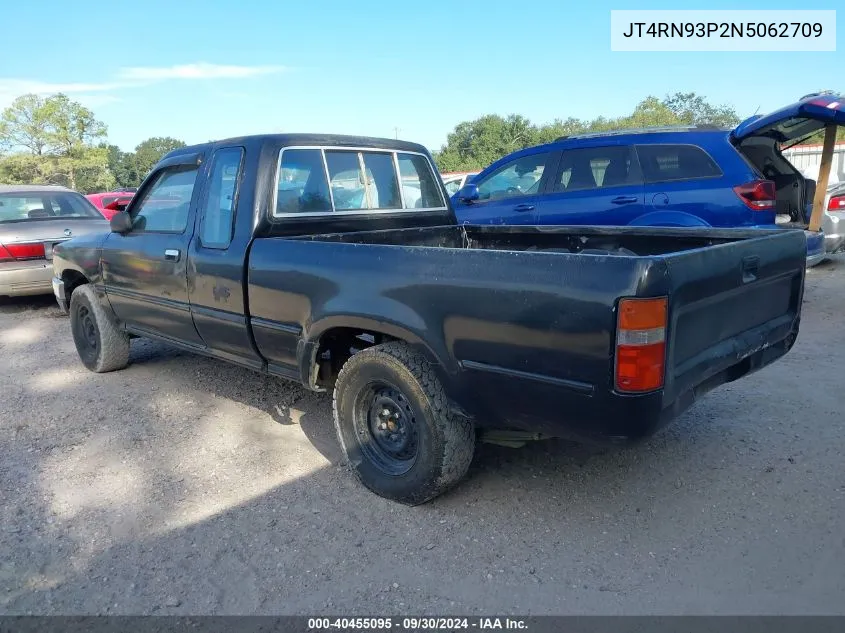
1 259 844 616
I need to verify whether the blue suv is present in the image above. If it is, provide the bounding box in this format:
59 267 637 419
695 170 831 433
452 95 845 263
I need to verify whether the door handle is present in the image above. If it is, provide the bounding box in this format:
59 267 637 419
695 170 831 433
742 255 759 284
164 249 181 262
514 204 535 212
611 196 639 204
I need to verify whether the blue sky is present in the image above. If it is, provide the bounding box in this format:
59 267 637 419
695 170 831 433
0 0 841 152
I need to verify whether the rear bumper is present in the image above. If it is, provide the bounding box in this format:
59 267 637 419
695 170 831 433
0 261 53 297
823 212 845 253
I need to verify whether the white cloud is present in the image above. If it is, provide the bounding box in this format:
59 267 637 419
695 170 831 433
0 63 287 109
118 62 286 81
0 79 123 107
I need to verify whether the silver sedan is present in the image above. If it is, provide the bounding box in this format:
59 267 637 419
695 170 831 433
823 181 845 254
0 185 108 297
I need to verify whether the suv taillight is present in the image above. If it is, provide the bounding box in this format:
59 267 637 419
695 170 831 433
733 180 776 210
0 242 46 261
828 195 845 211
615 297 668 393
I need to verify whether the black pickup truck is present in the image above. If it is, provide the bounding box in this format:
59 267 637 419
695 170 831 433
52 134 806 504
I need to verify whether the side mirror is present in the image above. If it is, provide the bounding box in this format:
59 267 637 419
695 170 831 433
109 211 133 233
456 183 479 202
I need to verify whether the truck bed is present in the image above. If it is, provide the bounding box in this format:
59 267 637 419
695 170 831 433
247 224 805 443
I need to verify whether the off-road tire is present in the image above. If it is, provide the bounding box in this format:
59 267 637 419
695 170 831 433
70 284 130 373
332 341 475 505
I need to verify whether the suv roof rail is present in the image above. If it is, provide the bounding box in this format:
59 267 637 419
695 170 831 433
555 124 726 142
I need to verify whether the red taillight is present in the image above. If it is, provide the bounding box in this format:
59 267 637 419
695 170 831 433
615 297 668 393
828 195 845 211
0 243 46 261
733 180 776 211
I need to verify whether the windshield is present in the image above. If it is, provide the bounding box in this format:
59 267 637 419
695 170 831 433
0 191 103 223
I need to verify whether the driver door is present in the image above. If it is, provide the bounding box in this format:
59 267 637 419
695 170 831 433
454 150 554 225
100 152 206 346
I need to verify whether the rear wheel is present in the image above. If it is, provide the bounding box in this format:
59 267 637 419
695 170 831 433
332 342 475 505
70 284 130 373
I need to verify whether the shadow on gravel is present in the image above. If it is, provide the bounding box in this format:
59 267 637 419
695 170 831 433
4 272 844 615
2 326 762 615
0 294 61 316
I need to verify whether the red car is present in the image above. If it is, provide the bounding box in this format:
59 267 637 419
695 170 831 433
85 190 135 220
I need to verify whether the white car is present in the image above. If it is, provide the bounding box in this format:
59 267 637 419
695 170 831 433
441 172 478 197
822 180 845 253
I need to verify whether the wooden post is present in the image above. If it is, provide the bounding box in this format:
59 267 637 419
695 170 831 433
808 124 837 232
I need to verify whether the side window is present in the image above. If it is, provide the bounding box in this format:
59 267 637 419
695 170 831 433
200 147 244 249
131 166 199 233
554 146 642 193
396 153 445 209
475 152 550 201
636 144 722 183
276 149 332 215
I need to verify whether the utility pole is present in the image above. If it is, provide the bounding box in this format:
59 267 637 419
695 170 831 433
393 127 400 140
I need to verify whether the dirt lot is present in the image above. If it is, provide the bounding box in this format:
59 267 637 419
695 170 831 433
1 259 844 616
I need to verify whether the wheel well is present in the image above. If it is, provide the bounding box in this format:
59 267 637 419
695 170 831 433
61 270 89 302
312 327 399 389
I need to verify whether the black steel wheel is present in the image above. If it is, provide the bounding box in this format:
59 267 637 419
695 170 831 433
332 341 475 505
69 284 130 373
352 382 419 476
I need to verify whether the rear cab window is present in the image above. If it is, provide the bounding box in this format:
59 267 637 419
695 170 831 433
635 144 723 183
273 146 445 216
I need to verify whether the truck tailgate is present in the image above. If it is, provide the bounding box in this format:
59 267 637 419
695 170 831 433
661 229 805 404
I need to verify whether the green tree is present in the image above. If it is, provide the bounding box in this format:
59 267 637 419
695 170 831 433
0 93 111 191
662 92 741 127
0 94 53 155
133 136 186 181
435 114 538 172
434 93 742 172
105 144 139 188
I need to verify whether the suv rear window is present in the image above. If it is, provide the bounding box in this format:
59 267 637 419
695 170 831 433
636 144 722 183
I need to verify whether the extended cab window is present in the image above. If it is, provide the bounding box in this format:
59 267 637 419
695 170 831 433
554 146 642 192
200 147 244 248
636 144 722 183
475 152 550 201
131 166 198 233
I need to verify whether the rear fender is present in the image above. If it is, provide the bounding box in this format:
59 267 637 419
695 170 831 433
299 315 456 393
